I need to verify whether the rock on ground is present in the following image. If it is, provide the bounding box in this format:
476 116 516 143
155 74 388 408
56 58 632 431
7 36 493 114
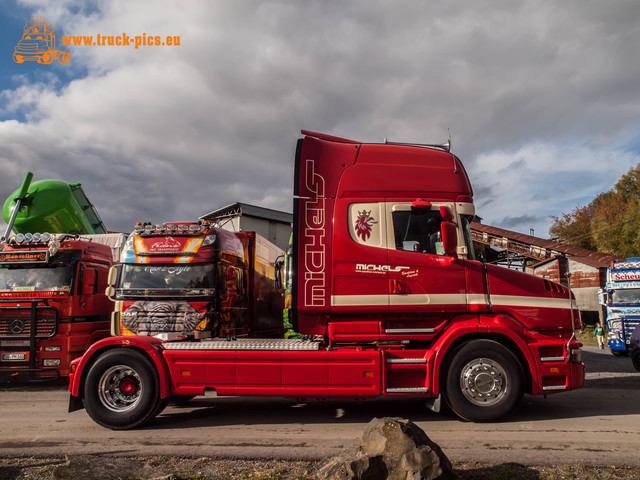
316 417 454 480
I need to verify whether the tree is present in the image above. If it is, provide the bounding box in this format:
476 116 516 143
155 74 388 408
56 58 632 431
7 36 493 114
549 164 640 257
549 205 595 250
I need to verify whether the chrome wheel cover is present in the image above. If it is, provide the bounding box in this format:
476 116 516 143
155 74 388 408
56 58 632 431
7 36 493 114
97 365 142 413
459 357 508 406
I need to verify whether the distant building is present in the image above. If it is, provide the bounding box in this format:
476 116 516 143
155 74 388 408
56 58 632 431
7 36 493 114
200 202 293 251
471 222 621 325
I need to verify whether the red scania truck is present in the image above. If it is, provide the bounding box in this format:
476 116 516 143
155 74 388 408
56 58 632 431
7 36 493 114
68 130 584 428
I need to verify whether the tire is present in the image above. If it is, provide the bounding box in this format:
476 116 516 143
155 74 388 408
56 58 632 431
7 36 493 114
632 351 640 372
445 340 524 422
38 52 52 64
57 51 70 64
83 349 161 430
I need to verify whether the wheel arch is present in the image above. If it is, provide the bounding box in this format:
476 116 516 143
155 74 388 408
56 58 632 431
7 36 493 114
431 314 535 397
70 337 171 401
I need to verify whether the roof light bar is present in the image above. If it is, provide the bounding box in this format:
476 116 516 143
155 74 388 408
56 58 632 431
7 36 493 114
8 232 52 245
133 222 209 235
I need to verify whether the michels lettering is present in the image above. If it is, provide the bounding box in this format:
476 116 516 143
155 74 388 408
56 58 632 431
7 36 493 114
356 264 410 273
302 159 327 308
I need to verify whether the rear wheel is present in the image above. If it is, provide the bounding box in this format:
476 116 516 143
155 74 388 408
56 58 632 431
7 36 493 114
445 340 524 422
83 349 161 430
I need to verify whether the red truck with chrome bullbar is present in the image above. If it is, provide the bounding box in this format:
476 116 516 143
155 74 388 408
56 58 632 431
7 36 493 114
68 130 584 428
1 233 123 379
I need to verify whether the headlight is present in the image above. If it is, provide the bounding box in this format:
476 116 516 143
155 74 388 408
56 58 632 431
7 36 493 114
569 348 582 363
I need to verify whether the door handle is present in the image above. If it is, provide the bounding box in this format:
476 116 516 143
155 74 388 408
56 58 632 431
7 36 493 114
390 279 406 294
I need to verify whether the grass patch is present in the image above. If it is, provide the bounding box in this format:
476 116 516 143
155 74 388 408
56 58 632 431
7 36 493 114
577 325 598 347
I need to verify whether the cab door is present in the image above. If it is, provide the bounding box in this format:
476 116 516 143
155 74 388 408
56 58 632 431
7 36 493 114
383 202 467 340
331 200 389 317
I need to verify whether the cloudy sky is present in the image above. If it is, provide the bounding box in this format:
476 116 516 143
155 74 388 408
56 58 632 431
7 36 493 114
1 0 639 239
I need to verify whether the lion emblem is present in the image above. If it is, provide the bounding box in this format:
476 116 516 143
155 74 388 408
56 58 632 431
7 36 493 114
354 210 378 242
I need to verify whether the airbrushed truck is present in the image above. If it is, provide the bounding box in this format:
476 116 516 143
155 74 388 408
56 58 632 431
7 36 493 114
1 173 124 379
598 258 640 355
68 130 585 428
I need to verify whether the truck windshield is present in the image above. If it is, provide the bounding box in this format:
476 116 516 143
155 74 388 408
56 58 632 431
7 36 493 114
0 266 73 292
611 288 640 304
119 264 215 297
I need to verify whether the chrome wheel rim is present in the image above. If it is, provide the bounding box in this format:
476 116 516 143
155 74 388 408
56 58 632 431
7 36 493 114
459 357 508 406
97 365 142 413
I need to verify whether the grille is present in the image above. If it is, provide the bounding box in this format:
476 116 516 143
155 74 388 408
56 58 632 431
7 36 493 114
0 307 58 338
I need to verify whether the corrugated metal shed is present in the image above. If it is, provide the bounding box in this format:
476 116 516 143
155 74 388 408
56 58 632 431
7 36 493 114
471 222 620 268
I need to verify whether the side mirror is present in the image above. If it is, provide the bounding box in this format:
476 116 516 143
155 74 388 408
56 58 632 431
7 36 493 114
107 265 119 288
105 285 116 299
597 289 608 306
441 221 458 259
105 265 120 300
274 258 284 292
439 205 454 221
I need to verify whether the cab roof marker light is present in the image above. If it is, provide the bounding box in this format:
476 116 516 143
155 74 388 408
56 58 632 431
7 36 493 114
33 233 41 242
179 225 189 231
25 233 33 242
42 233 51 242
189 224 199 232
16 233 25 244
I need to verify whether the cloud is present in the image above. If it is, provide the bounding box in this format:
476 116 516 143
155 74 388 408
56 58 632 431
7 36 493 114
1 0 640 238
468 143 640 235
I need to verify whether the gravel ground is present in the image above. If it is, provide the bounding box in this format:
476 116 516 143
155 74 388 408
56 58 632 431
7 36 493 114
1 456 639 480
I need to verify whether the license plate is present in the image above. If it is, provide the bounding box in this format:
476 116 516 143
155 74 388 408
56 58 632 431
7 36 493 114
1 352 27 361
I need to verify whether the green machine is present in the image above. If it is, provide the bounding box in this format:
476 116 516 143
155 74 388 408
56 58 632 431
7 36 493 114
2 172 107 238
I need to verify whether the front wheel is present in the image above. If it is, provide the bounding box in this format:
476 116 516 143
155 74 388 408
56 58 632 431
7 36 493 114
445 340 524 422
83 349 162 430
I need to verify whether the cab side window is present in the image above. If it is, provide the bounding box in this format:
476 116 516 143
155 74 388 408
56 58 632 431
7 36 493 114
392 210 445 255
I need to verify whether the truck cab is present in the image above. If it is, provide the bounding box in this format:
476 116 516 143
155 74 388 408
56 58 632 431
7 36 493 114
0 233 120 378
108 221 285 340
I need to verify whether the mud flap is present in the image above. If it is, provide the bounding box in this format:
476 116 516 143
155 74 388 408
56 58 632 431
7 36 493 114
425 394 441 413
68 394 84 413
